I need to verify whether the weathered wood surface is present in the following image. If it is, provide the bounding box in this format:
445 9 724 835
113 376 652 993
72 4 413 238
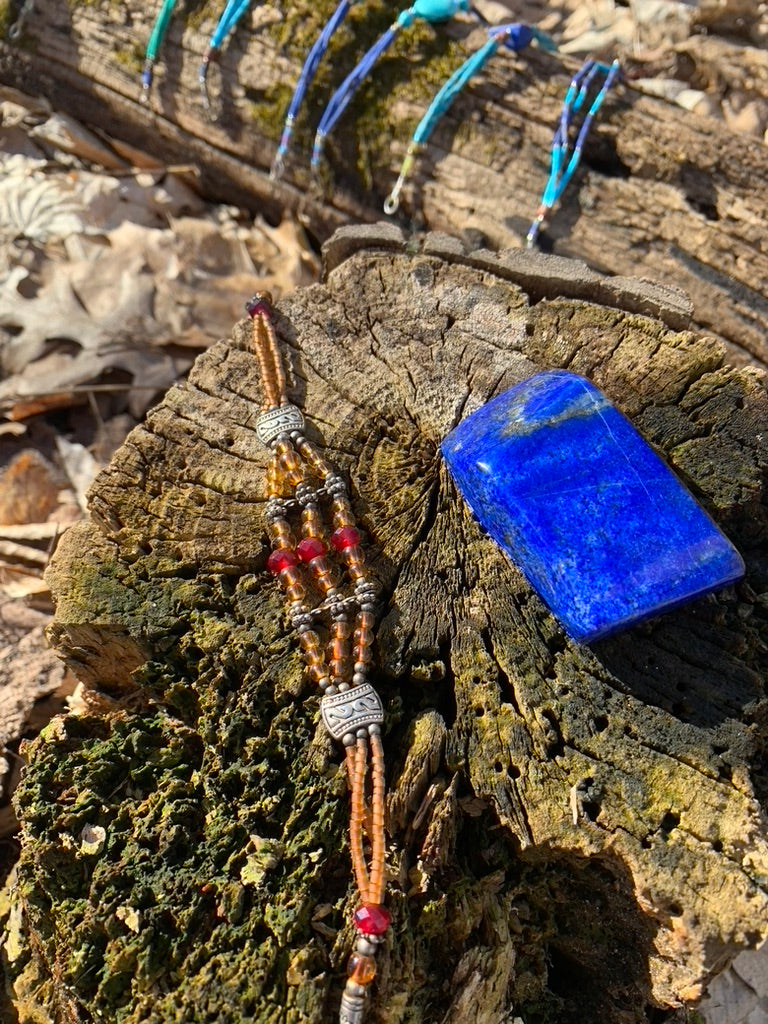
9 228 768 1024
2 2 768 369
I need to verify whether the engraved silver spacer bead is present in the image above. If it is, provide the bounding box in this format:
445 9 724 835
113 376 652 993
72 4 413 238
320 682 384 741
256 405 306 447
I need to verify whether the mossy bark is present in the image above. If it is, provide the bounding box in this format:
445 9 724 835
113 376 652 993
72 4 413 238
7 228 768 1024
2 2 768 367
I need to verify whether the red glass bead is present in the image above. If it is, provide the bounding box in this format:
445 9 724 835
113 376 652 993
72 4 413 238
266 548 298 574
296 537 327 562
245 296 270 318
353 903 390 936
331 527 361 552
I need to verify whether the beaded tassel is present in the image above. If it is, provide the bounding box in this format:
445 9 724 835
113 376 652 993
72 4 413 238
526 57 621 248
384 22 554 215
311 0 471 175
247 293 389 1024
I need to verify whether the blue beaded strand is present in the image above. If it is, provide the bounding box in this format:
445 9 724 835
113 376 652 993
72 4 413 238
271 0 359 180
199 0 254 114
311 0 471 176
526 57 621 248
384 22 554 214
140 0 179 104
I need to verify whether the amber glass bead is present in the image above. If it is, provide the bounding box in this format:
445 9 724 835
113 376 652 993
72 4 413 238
353 626 373 648
307 663 329 685
303 648 324 669
268 520 293 545
345 549 365 579
299 630 321 652
332 620 353 640
353 645 373 665
347 953 377 986
285 583 306 603
279 566 302 587
326 636 348 660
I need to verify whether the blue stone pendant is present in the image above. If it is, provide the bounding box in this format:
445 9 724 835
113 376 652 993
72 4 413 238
441 371 744 642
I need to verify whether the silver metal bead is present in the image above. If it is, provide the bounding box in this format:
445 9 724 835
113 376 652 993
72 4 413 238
325 684 338 696
256 405 305 447
339 991 366 1024
320 682 384 741
353 662 367 675
368 723 381 735
352 672 366 686
344 982 367 998
355 937 377 956
338 683 350 692
356 727 367 739
294 482 315 505
342 732 356 747
318 678 329 691
264 498 287 523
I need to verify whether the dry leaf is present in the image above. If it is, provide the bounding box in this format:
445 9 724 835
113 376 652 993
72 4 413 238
0 451 62 526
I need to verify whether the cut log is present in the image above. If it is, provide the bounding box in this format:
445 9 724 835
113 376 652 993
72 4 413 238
2 2 767 368
9 227 768 1024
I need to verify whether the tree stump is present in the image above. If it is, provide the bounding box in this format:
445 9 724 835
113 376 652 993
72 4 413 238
2 1 768 368
8 226 768 1024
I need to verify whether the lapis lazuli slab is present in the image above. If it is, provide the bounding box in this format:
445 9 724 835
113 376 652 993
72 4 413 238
441 371 744 642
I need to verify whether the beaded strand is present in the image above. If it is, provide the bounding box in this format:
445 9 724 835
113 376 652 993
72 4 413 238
247 293 389 1024
140 0 179 104
199 0 253 115
311 0 471 175
526 57 621 247
384 22 554 215
271 0 360 180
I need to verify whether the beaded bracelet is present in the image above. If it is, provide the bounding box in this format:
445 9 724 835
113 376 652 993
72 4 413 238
246 293 389 1024
526 57 621 248
271 0 360 180
311 0 471 175
384 22 554 215
140 0 179 104
199 0 253 115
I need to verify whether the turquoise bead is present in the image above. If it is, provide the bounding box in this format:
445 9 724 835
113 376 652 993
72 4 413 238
412 0 470 22
441 371 745 642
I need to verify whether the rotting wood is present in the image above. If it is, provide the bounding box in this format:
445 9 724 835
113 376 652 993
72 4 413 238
8 228 768 1024
1 1 767 368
